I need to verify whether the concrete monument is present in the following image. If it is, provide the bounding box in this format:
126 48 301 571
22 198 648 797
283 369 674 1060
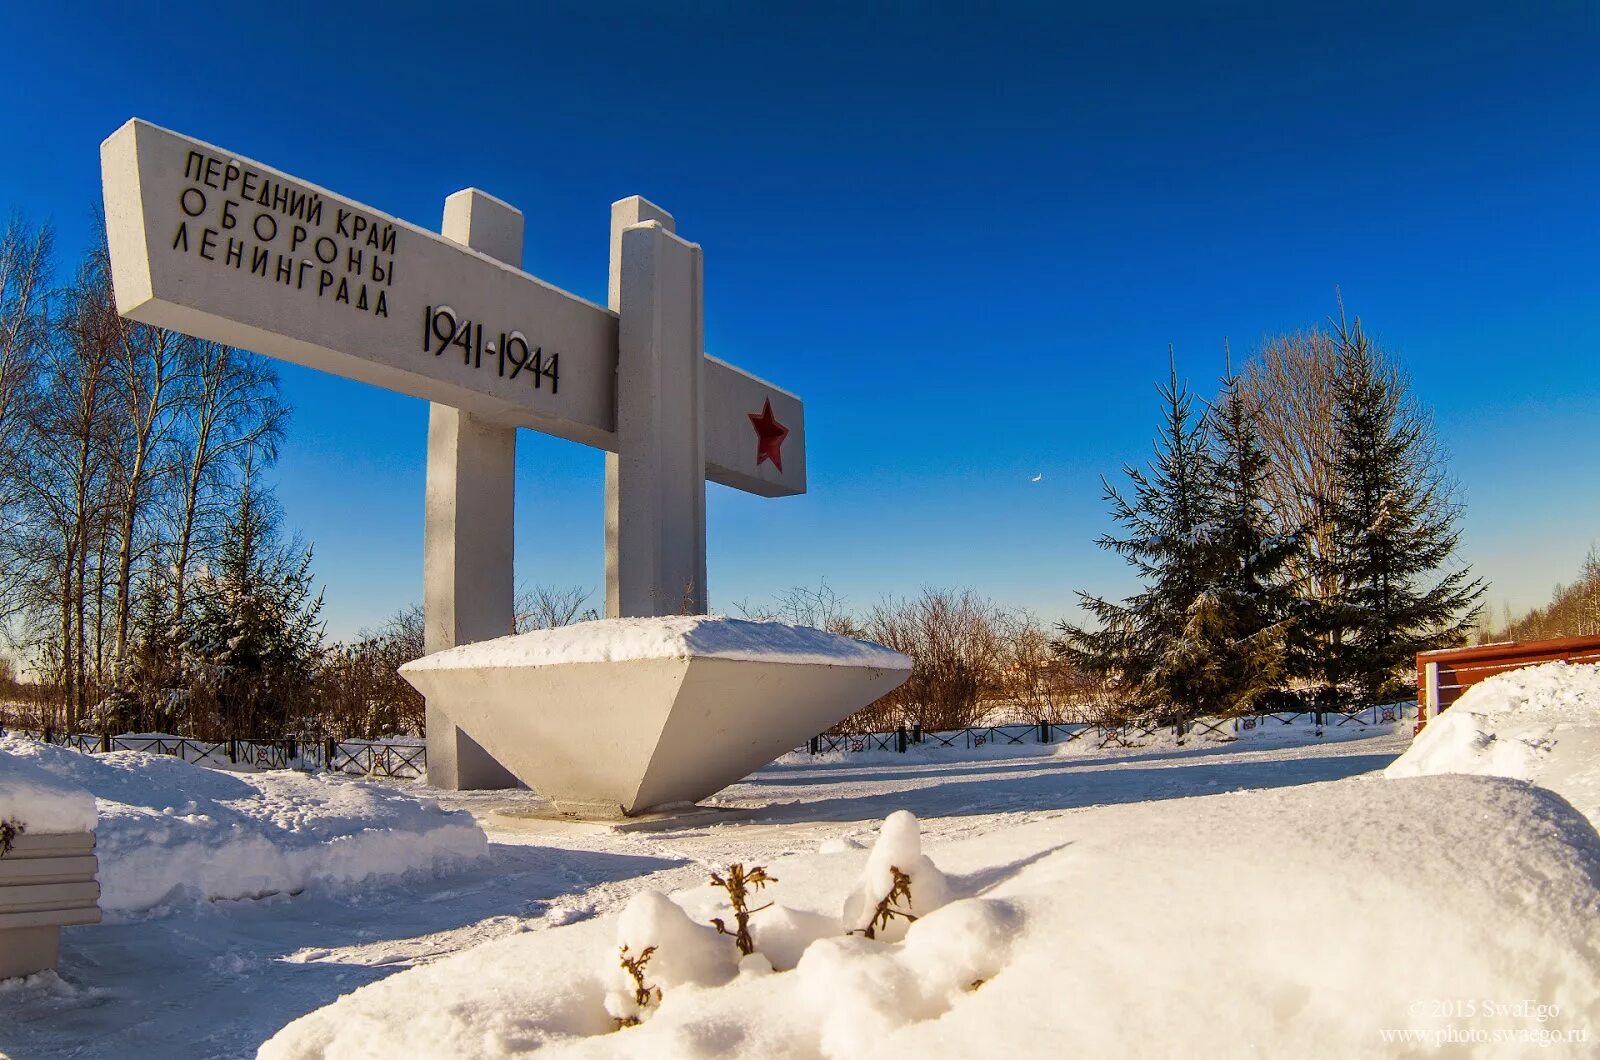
100 119 906 810
400 617 910 816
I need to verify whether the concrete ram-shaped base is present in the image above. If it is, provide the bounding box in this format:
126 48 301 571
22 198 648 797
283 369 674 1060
402 617 910 815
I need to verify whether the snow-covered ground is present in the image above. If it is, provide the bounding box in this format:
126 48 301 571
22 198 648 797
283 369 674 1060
8 689 1600 1060
0 723 1421 1058
263 774 1600 1059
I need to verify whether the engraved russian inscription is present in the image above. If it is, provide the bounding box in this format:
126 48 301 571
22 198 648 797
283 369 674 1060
172 148 394 318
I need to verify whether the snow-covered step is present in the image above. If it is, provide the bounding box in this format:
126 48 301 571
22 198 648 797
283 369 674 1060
0 829 102 979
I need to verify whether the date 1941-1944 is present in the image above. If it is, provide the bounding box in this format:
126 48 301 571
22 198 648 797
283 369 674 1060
422 304 559 392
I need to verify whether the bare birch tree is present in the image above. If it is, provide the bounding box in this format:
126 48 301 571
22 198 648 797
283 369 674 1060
16 252 121 724
0 224 290 729
1239 329 1342 605
104 274 193 680
0 219 52 629
167 341 286 638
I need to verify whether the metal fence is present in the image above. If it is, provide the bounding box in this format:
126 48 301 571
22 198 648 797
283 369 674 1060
797 703 1415 756
2 728 427 779
325 739 427 778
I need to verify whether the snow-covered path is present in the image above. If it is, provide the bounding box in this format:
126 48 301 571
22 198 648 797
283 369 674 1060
1 727 1408 1060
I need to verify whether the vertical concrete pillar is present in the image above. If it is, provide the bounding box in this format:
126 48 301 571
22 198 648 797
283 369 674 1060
605 196 678 618
423 189 521 790
608 202 707 617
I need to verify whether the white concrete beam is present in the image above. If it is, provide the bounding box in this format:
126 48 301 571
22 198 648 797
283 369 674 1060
101 120 807 497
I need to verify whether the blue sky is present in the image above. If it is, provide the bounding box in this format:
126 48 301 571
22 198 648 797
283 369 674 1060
5 2 1597 639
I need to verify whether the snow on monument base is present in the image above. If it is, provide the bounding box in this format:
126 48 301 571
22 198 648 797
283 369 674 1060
400 617 912 815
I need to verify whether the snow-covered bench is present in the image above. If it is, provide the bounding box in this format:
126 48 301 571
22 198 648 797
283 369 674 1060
0 757 101 980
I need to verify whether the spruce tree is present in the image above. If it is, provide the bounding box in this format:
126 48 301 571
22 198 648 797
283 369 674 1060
1313 315 1484 705
1058 355 1217 722
182 467 324 736
1185 366 1297 714
100 555 179 732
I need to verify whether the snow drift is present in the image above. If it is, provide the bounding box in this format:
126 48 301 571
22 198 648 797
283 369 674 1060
0 736 487 912
260 774 1600 1058
1387 660 1600 825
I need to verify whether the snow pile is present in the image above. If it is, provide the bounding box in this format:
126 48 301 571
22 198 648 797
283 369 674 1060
840 810 950 940
0 746 96 833
603 891 741 1025
0 736 487 912
261 774 1600 1058
1387 661 1600 824
401 615 910 672
600 811 954 1029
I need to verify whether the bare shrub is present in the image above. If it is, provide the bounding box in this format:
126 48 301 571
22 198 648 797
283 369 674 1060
616 944 660 1027
991 610 1093 723
742 584 1091 734
0 659 55 730
858 589 1005 731
309 604 424 740
708 862 776 956
849 866 917 940
516 584 596 631
0 817 23 857
734 580 861 637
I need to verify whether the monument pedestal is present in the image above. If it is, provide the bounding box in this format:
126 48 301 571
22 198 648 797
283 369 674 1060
401 617 911 817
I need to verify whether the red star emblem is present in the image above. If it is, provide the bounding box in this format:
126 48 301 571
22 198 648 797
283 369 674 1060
748 397 789 473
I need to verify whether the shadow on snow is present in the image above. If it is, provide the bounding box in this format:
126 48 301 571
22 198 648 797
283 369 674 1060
747 751 1400 825
2 844 678 1060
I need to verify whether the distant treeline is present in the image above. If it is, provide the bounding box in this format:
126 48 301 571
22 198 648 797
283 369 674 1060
1485 548 1600 644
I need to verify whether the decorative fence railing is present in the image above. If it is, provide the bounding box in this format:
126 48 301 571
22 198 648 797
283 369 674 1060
326 739 428 778
0 728 427 779
4 702 1414 778
796 703 1416 757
